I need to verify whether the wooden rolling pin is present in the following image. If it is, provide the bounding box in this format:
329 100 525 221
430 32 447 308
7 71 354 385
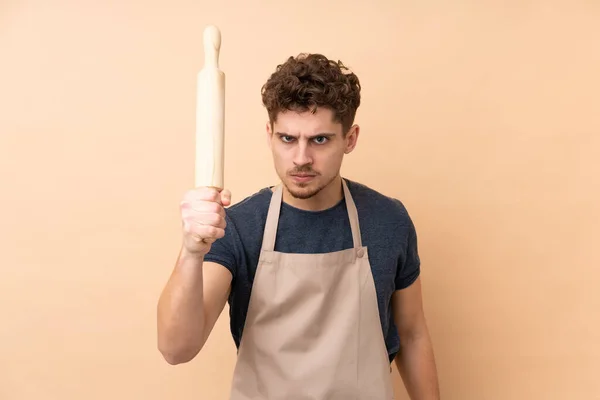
195 25 225 189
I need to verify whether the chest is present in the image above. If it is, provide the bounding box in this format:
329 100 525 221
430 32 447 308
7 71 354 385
240 217 401 302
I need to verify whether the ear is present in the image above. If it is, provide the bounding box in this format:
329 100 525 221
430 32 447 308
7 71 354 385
344 124 360 154
266 121 272 149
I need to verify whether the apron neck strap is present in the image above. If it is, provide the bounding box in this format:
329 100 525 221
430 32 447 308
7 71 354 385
261 178 363 252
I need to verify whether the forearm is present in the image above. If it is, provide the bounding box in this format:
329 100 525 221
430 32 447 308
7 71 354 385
157 247 207 364
394 331 440 400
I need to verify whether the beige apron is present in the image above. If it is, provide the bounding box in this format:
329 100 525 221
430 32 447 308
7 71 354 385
229 179 394 400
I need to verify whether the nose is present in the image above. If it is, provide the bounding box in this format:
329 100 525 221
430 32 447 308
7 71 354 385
293 141 313 166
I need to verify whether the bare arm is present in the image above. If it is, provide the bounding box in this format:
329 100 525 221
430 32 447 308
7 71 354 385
392 277 440 399
157 186 233 365
157 249 231 364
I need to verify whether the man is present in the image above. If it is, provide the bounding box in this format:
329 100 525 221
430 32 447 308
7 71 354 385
157 53 440 399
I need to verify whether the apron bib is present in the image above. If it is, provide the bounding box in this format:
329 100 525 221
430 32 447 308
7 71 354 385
229 179 394 399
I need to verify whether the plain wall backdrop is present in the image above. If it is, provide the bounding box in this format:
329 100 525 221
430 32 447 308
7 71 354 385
1 1 599 399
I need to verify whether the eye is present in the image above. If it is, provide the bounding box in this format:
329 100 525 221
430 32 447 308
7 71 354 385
313 136 329 144
280 135 295 143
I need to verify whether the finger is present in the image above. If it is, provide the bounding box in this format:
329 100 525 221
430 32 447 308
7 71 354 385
195 213 226 229
184 187 222 203
189 223 225 241
183 214 227 234
190 234 217 244
182 202 225 219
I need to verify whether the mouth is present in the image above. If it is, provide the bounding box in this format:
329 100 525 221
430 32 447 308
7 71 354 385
290 174 316 183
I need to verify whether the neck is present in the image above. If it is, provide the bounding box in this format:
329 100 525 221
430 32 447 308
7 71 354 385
281 175 344 211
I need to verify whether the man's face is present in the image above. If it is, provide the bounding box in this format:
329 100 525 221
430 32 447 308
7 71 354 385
266 107 359 200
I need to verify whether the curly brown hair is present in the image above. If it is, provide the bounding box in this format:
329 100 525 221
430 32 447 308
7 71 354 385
261 53 361 135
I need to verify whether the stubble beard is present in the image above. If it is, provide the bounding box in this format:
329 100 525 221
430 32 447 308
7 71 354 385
284 174 337 200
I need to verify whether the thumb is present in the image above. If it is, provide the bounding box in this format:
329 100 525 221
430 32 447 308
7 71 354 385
220 189 232 206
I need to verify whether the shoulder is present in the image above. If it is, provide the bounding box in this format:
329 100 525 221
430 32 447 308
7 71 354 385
221 186 274 238
203 185 274 272
345 178 413 226
226 186 273 217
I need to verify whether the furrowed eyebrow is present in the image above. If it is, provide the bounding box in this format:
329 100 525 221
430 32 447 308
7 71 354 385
309 133 336 139
275 132 336 139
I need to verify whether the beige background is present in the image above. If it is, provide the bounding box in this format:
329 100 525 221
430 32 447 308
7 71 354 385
1 1 599 399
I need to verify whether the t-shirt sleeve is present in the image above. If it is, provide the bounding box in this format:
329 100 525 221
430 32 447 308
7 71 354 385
395 213 421 290
203 212 239 279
